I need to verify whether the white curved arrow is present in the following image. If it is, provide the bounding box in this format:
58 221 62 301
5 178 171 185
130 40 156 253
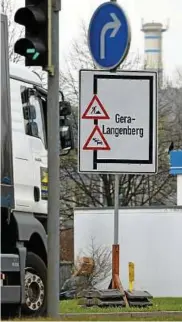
100 13 121 60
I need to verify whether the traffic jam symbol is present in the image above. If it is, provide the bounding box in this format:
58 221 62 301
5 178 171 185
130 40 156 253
82 95 110 119
83 125 110 150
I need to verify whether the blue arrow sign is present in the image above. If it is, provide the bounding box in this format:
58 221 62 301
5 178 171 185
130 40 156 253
88 2 131 69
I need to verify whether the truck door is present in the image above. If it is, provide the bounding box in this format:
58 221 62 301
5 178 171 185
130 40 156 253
1 14 14 209
21 86 48 214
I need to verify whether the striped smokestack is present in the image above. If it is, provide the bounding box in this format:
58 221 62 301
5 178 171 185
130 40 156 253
141 20 168 87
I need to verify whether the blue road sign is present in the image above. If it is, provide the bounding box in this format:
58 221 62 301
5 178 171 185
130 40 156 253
88 2 131 70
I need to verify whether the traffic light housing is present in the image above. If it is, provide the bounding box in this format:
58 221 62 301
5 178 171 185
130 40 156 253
14 0 50 68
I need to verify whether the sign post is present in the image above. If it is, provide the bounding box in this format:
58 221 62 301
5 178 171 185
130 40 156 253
79 68 157 304
80 0 157 304
129 262 135 292
114 174 119 245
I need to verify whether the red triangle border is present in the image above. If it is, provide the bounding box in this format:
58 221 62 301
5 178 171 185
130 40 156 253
83 125 110 151
82 95 110 120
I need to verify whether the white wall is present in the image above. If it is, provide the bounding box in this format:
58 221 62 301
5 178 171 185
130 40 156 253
74 207 182 297
177 175 182 206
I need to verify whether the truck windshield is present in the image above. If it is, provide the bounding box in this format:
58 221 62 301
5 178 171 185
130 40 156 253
21 86 47 148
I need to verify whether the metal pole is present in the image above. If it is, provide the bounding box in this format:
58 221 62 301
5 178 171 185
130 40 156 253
109 0 129 306
110 0 119 245
114 174 119 244
47 1 60 318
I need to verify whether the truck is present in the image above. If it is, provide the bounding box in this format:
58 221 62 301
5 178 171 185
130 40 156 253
74 206 182 297
1 13 74 317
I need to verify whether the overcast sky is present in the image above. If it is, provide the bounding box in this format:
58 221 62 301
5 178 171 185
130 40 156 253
14 0 182 82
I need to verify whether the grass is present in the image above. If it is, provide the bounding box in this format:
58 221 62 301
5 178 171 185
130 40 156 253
59 297 182 313
59 298 182 320
11 298 182 321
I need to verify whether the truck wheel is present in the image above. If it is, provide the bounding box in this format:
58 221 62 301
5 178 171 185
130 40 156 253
21 252 47 317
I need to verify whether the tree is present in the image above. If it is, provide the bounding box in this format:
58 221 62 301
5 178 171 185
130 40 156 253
61 237 112 293
59 22 179 222
75 237 112 288
3 1 179 218
1 0 24 63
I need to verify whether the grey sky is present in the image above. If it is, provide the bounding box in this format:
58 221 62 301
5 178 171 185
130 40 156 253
14 0 182 82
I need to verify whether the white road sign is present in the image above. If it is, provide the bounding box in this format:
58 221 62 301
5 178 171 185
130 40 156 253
79 69 157 174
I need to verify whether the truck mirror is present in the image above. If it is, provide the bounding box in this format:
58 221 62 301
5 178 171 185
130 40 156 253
23 104 36 120
59 101 71 116
60 121 74 155
26 121 39 137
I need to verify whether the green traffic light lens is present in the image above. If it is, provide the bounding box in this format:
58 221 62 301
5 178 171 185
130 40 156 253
26 49 40 60
14 38 45 58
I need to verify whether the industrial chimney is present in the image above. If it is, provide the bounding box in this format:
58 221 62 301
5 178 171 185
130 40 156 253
141 20 168 87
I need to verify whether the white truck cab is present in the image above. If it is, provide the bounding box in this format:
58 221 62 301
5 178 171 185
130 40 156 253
10 63 48 215
1 13 74 318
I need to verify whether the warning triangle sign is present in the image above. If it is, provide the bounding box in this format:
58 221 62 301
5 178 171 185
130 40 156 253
82 95 110 120
83 125 110 151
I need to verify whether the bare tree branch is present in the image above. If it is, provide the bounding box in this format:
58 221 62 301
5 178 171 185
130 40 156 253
1 0 24 63
58 20 181 222
75 237 112 288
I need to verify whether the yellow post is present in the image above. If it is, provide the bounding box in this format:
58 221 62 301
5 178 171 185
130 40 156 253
128 262 135 292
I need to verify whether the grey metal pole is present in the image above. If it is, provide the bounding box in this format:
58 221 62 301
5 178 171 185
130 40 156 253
110 0 119 245
114 174 120 244
47 1 60 318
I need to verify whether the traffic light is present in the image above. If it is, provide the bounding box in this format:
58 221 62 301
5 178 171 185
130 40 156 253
14 0 50 68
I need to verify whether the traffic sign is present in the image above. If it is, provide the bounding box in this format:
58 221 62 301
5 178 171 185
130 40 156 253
88 2 131 70
79 69 158 173
82 95 110 119
83 125 110 151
